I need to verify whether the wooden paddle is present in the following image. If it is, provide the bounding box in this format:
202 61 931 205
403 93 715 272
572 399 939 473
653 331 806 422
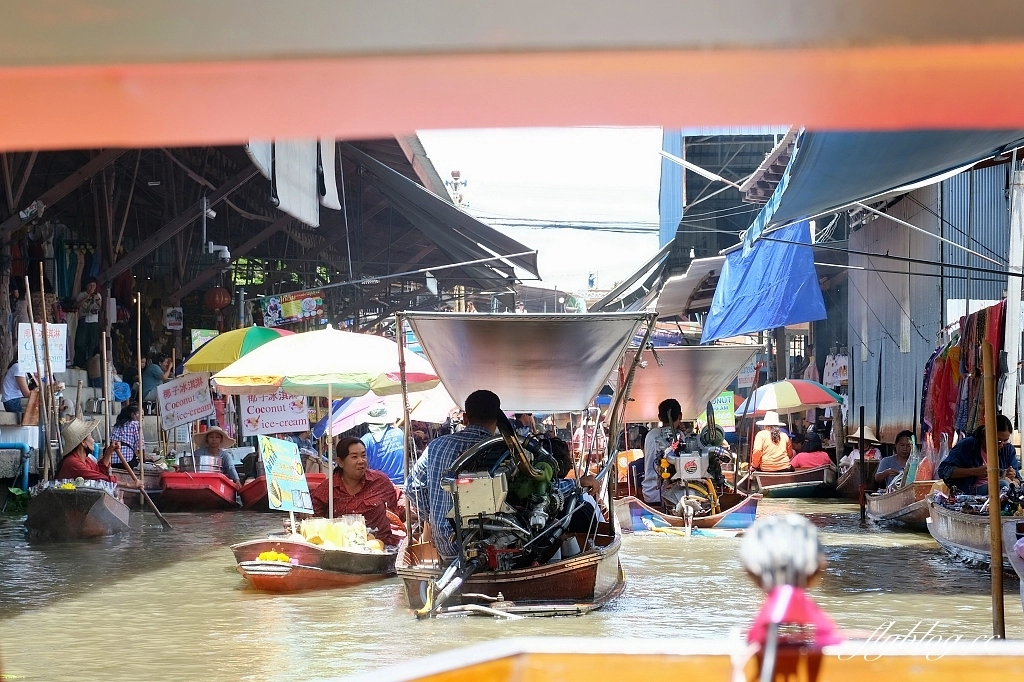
118 458 173 530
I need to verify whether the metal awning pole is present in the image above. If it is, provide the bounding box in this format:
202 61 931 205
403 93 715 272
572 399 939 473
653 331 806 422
982 340 1005 638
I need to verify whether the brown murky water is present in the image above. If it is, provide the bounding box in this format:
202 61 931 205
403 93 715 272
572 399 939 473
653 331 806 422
1 499 1021 681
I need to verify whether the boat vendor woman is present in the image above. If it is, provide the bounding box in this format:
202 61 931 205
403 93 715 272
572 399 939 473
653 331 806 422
750 411 794 472
311 436 401 545
56 417 120 482
192 426 240 485
938 414 1020 495
875 429 914 487
642 398 683 507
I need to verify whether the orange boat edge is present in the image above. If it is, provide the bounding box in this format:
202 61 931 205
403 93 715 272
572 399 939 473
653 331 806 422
337 636 1024 682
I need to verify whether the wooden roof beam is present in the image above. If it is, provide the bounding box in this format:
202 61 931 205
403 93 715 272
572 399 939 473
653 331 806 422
0 148 126 240
98 165 257 284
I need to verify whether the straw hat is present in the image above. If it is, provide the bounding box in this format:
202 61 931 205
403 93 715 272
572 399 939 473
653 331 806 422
847 426 879 444
756 410 785 427
61 418 100 456
365 406 392 425
192 426 236 451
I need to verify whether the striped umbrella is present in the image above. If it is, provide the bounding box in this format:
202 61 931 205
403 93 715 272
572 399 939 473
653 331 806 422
734 379 843 417
182 326 293 373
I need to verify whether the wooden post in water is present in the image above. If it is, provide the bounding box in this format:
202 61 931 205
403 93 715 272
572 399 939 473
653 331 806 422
982 340 1005 638
136 295 145 459
24 276 49 480
101 331 111 444
858 405 866 524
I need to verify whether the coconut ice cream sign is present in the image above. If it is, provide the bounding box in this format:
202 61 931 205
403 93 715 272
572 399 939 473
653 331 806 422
241 390 309 437
158 373 215 430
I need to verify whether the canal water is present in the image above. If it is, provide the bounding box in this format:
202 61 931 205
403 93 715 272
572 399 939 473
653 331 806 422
1 499 1022 682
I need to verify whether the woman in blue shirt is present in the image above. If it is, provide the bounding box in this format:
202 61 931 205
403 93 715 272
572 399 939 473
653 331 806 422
938 415 1020 495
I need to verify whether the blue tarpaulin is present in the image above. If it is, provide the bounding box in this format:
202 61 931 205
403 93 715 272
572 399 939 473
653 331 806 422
659 129 683 248
701 220 825 343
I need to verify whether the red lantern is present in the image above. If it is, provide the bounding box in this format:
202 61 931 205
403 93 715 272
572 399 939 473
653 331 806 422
203 286 231 312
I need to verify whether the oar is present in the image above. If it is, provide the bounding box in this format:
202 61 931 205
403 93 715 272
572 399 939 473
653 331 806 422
118 459 173 530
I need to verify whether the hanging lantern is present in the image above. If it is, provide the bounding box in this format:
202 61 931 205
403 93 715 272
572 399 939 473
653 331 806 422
204 286 232 312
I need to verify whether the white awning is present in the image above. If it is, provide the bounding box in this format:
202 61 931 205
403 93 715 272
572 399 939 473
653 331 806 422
623 345 758 422
655 256 723 319
404 312 647 413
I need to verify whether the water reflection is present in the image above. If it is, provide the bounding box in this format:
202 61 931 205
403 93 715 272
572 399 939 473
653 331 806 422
0 500 1020 682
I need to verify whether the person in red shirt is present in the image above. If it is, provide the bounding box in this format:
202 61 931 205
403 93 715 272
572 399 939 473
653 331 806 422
789 433 835 470
56 417 120 482
311 436 400 545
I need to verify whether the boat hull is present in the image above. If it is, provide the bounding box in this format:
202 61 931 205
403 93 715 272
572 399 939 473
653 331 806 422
866 481 934 531
1000 521 1024 613
24 487 130 541
752 465 837 498
927 498 1022 570
158 472 238 511
836 459 879 499
238 473 327 511
236 560 391 592
615 493 760 532
231 536 397 592
112 467 162 510
397 522 624 616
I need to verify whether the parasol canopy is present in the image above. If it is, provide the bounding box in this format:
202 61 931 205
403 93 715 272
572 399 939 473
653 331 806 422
734 379 842 417
182 326 293 374
311 383 459 437
211 325 439 397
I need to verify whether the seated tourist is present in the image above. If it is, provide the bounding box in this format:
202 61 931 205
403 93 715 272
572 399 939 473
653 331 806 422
789 433 833 470
750 411 794 472
938 415 1020 495
57 417 119 482
311 436 400 545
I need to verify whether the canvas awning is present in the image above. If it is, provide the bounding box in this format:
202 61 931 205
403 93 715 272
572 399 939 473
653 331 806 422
404 312 648 412
623 345 758 422
743 129 1024 249
341 144 540 291
655 255 723 319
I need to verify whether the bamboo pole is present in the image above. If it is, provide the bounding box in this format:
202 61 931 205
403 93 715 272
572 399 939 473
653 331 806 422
396 313 413 535
859 405 866 524
23 276 49 480
136 295 144 459
982 340 1005 639
101 331 110 445
37 271 59 461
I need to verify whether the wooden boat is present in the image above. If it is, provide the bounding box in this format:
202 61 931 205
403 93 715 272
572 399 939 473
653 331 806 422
1000 520 1024 613
112 466 163 510
396 521 625 617
157 471 239 511
865 481 934 531
341 637 1024 682
24 486 130 541
751 464 837 498
835 459 878 499
231 535 397 592
238 473 327 511
615 492 760 533
926 497 1023 570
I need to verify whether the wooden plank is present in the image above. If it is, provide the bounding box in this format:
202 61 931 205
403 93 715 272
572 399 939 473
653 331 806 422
0 149 126 240
97 165 257 284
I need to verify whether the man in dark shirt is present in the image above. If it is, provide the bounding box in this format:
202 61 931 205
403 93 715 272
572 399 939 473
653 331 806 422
938 415 1020 495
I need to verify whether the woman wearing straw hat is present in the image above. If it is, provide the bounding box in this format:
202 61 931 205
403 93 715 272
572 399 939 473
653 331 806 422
838 426 881 474
56 417 120 482
751 411 795 472
192 426 241 485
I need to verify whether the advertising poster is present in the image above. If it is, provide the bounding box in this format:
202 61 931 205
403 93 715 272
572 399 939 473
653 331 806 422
164 307 184 330
259 435 313 513
697 391 737 433
737 359 758 389
157 372 215 430
241 390 309 437
260 290 324 328
191 329 219 352
18 323 68 374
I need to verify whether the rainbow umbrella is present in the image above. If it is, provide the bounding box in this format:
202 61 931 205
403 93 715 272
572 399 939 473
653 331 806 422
734 379 843 417
182 326 293 373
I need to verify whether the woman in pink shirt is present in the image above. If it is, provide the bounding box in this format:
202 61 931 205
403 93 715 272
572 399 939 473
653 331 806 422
789 433 834 469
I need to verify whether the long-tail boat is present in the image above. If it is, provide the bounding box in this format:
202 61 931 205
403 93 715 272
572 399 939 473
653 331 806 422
927 495 1022 570
24 482 130 541
615 492 760 533
866 480 934 531
751 464 837 498
231 534 397 592
157 471 239 511
835 459 878 499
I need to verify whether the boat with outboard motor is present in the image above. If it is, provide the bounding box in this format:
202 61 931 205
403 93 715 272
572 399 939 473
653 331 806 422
615 491 760 535
866 480 934 530
395 311 651 618
751 464 837 498
24 479 130 541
